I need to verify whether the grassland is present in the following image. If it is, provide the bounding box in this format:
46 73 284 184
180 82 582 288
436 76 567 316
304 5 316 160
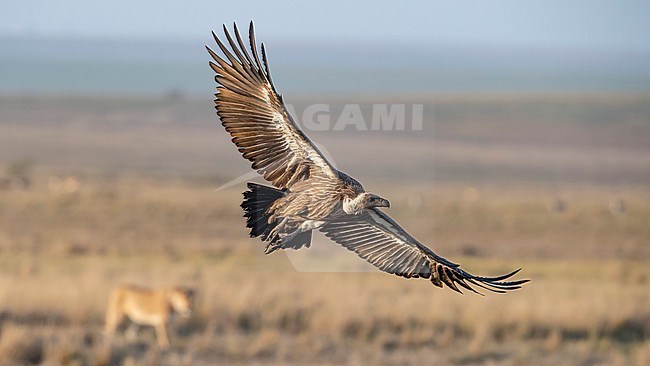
0 94 648 365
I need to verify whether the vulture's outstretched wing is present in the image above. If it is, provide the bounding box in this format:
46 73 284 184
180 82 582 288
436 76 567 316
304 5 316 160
207 22 337 189
321 209 528 294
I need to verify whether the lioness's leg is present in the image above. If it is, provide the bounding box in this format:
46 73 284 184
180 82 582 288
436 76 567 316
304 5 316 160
104 295 125 349
155 322 170 349
104 304 123 339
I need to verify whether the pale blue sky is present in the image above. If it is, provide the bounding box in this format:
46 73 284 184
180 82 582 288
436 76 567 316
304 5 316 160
2 0 649 51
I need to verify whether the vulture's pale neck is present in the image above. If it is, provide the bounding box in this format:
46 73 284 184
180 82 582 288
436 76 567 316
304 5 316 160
343 195 365 215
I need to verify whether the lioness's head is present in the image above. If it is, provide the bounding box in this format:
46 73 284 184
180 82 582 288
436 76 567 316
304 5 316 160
169 287 195 318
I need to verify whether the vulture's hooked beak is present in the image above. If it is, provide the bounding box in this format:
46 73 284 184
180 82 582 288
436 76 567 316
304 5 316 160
375 197 390 209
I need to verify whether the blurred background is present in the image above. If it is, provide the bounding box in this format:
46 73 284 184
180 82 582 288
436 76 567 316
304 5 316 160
0 1 648 365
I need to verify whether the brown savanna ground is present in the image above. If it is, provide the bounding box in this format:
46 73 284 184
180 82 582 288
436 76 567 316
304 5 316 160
0 94 648 365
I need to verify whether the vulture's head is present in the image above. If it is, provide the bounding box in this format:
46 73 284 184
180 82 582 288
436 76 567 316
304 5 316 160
343 192 390 214
363 193 390 209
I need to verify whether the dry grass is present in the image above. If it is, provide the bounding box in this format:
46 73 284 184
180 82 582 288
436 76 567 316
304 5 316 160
0 93 648 364
0 179 648 365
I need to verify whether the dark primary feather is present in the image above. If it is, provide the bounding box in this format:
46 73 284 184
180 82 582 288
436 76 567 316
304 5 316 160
207 22 336 190
321 209 529 294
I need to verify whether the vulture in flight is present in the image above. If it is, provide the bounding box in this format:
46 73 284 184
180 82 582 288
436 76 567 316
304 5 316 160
207 22 528 294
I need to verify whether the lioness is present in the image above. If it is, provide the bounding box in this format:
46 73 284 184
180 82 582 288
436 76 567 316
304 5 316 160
104 284 195 349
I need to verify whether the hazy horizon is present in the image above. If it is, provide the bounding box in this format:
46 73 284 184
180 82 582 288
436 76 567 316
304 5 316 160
2 35 649 97
3 1 650 96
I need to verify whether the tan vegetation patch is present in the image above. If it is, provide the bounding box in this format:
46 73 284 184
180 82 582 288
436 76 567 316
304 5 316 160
0 94 647 365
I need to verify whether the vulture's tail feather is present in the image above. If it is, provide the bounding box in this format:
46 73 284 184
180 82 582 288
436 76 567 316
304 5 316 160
241 182 285 240
241 182 314 254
